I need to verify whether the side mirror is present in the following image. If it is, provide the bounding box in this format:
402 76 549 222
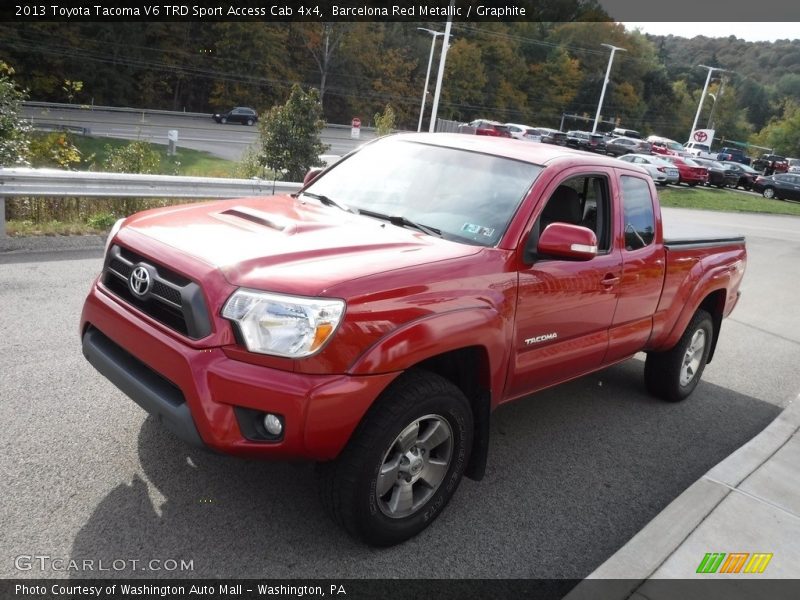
536 223 598 261
303 168 324 186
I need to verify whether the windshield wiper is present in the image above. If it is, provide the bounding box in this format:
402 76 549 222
298 191 355 214
358 209 442 238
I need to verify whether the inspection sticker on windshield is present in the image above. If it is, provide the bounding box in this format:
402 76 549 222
462 223 495 237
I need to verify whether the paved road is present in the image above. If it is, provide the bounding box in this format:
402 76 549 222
0 208 797 579
21 105 376 161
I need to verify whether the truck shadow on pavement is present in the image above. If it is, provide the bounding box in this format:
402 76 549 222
69 358 780 579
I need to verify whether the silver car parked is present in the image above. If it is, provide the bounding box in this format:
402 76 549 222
617 154 680 186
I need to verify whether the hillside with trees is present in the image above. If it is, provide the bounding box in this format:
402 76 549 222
1 18 799 155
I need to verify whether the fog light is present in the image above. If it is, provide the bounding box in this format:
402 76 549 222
263 414 283 436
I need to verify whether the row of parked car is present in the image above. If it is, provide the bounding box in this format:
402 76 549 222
461 120 800 200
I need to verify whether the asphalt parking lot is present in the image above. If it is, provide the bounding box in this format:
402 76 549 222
1 207 798 579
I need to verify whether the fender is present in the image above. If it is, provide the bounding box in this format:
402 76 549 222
349 307 511 407
650 264 732 353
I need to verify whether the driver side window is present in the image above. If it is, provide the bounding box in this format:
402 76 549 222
536 175 612 253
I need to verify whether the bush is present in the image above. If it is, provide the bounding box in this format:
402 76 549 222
374 104 397 137
103 140 161 174
0 61 31 166
28 132 82 169
86 213 118 230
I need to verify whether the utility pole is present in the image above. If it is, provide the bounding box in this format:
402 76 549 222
592 44 626 134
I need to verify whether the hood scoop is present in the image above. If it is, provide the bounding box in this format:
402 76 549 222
220 206 289 231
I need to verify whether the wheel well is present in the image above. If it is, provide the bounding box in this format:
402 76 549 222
699 290 726 363
416 347 491 481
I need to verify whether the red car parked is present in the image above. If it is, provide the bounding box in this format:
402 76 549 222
660 155 709 187
464 119 512 138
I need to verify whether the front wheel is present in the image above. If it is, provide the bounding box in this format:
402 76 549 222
644 309 714 402
317 370 473 546
762 187 775 199
246 118 254 126
688 181 699 187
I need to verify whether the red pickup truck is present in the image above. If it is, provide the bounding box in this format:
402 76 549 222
80 134 746 546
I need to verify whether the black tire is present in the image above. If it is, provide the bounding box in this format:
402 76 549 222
762 187 775 199
644 309 714 402
688 182 699 187
246 118 254 126
220 117 227 124
317 370 473 546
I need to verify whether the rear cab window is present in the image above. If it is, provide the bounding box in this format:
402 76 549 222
620 176 656 251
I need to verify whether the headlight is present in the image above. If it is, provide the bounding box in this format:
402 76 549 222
104 218 125 254
222 289 345 358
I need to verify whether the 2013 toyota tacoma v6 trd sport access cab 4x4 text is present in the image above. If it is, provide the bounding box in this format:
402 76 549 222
81 134 746 546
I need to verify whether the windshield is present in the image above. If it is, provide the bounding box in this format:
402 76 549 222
667 142 684 151
303 138 543 247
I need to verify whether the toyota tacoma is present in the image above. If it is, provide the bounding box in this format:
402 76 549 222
81 134 746 546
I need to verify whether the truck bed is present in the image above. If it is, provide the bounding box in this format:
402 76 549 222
662 220 745 249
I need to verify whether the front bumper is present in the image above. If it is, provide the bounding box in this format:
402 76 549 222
80 282 399 460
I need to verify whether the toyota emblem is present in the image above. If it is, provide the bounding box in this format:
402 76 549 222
129 265 152 297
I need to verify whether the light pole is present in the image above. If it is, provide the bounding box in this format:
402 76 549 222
428 0 454 133
689 65 729 141
592 44 626 134
417 28 445 133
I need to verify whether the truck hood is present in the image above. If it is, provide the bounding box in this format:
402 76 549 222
122 196 481 296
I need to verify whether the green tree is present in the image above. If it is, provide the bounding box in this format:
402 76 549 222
0 61 31 166
254 84 327 181
752 101 800 157
441 40 487 121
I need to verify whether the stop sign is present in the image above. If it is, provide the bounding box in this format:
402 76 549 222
351 117 361 139
352 117 361 128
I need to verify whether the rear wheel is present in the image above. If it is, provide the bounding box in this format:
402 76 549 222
246 118 254 126
688 181 699 187
317 370 473 546
644 309 714 402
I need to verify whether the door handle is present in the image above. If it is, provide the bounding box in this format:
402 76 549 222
601 274 620 287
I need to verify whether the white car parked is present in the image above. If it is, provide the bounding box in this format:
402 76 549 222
504 123 542 142
617 154 681 186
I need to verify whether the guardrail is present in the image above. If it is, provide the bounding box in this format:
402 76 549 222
0 168 302 238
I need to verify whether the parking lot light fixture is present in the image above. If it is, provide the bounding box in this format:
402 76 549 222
592 44 626 134
417 28 445 133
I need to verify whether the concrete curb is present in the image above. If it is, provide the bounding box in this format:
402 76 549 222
566 395 800 599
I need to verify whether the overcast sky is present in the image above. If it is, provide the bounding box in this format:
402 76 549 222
622 23 799 43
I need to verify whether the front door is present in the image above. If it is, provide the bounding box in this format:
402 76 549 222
505 171 622 400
